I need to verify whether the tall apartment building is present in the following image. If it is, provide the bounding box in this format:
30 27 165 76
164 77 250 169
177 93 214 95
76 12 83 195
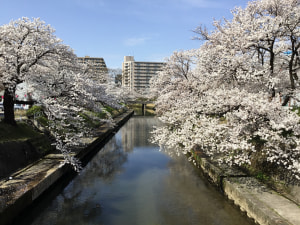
77 56 108 82
122 56 165 92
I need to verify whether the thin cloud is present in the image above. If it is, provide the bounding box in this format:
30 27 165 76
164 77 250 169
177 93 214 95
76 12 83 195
124 37 150 47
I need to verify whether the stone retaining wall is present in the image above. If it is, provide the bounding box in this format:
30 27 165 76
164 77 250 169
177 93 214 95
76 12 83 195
191 152 300 225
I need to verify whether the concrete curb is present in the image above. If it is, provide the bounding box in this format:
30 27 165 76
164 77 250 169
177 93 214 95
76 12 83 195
192 154 300 225
0 110 134 225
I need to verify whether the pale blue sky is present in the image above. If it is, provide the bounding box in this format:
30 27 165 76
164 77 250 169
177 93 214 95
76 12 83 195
0 0 249 68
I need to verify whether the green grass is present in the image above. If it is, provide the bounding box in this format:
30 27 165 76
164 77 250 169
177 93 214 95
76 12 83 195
79 111 104 128
255 172 270 182
0 121 42 142
0 121 54 155
104 105 115 114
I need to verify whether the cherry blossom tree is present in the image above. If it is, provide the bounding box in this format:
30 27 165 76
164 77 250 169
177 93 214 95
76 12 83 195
27 58 125 170
0 17 125 170
0 17 74 125
151 0 300 182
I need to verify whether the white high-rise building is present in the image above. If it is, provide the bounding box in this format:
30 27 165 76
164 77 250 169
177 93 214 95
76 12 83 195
122 56 165 92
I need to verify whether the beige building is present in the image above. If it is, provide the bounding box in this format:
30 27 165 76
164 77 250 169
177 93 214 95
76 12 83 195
77 56 108 82
122 56 165 92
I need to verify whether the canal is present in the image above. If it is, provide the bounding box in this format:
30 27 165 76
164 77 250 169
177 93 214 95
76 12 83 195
14 117 254 225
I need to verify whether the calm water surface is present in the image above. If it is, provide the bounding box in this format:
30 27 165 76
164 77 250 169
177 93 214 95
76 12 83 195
17 117 254 225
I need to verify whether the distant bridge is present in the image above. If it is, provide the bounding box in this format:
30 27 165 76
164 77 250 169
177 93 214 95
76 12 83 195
127 100 154 105
127 101 156 116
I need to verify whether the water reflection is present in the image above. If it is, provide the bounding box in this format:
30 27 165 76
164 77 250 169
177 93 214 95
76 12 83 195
158 157 248 225
18 117 254 225
121 116 158 152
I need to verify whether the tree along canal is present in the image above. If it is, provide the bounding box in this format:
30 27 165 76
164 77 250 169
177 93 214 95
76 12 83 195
13 117 255 225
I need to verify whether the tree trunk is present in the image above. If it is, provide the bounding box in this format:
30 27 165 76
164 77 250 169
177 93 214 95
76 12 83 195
282 95 290 107
3 88 17 126
270 50 275 74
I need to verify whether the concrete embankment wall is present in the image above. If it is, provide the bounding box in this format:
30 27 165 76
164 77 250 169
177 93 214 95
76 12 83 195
0 111 134 225
191 154 300 225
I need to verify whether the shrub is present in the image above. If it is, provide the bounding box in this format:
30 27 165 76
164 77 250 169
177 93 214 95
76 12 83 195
26 105 43 118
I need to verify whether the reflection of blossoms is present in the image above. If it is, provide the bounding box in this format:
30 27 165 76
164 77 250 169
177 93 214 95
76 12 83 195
150 0 300 181
94 139 127 179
